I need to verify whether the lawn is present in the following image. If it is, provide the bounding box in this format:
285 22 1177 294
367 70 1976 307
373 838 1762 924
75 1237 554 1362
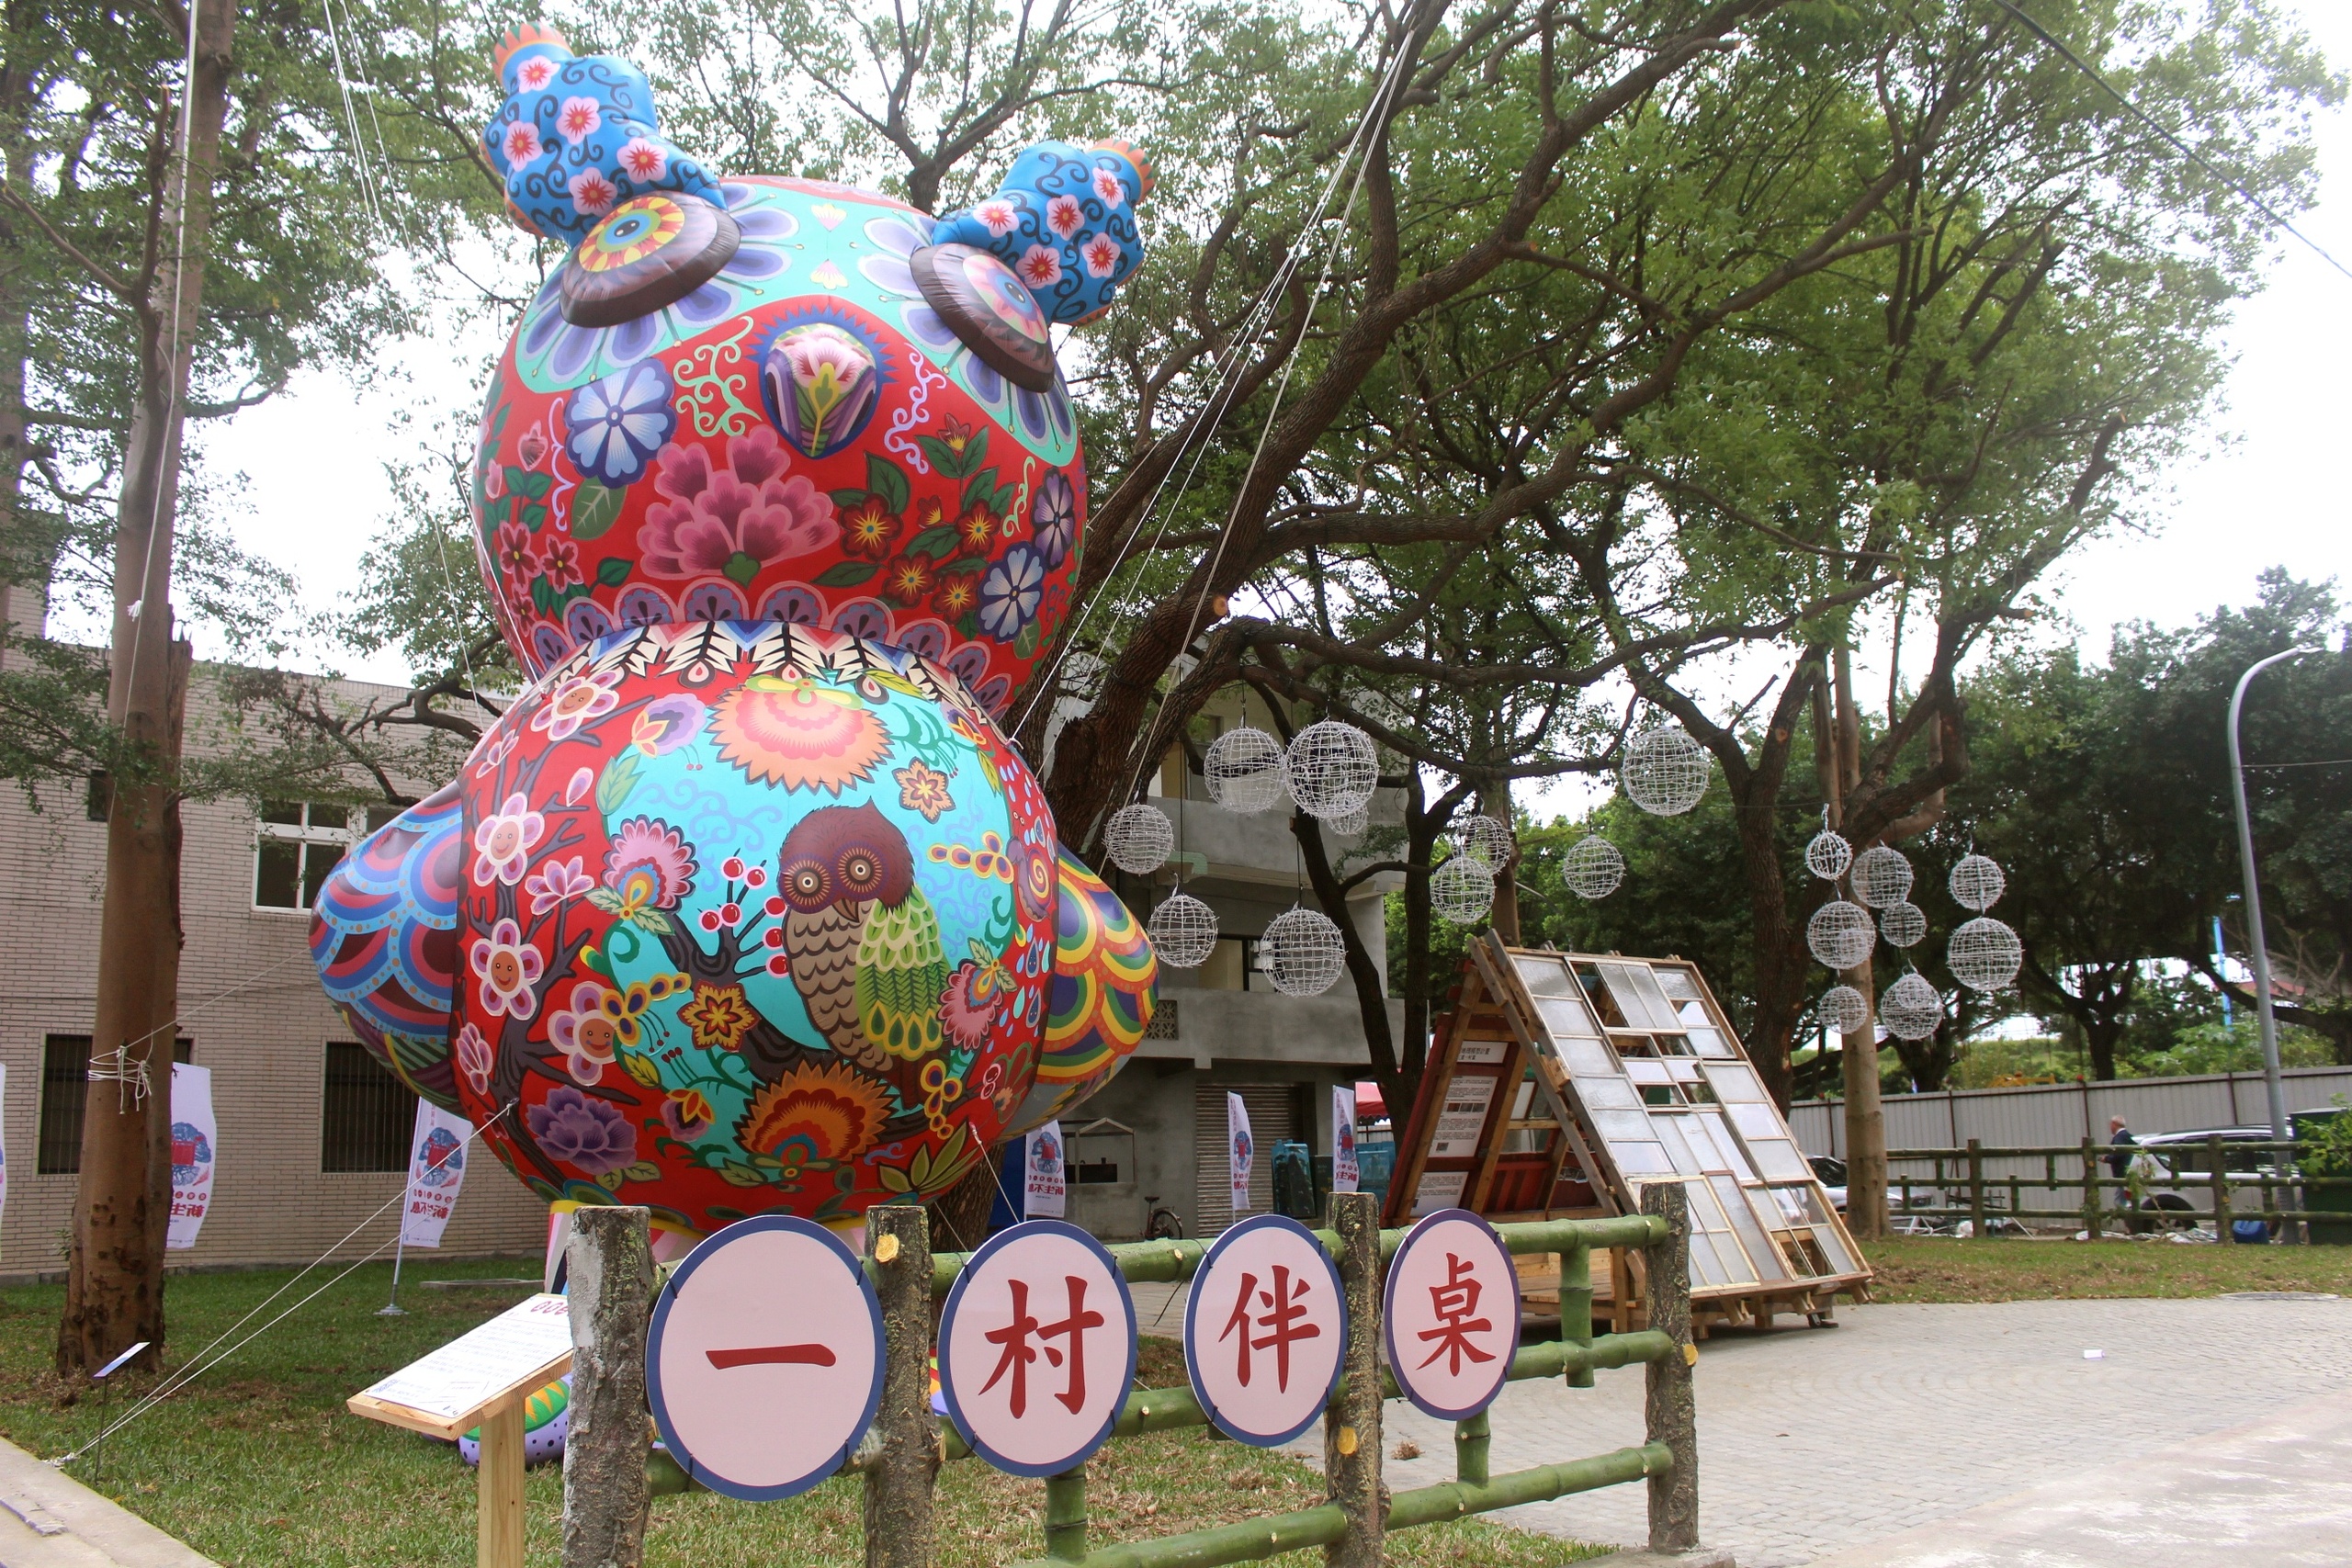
0 1260 1611 1567
1860 1235 2352 1303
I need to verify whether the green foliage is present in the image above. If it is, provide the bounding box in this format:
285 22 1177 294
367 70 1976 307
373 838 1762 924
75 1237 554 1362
2131 1021 2332 1079
2298 1100 2352 1179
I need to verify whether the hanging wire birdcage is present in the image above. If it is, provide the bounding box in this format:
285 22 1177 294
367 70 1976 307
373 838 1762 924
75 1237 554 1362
1878 972 1944 1040
1620 727 1711 816
1102 803 1174 876
1261 907 1346 996
1818 983 1871 1035
1949 853 2007 913
1283 720 1379 819
1878 900 1927 950
1453 814 1514 868
1805 829 1853 881
1807 899 1875 971
1204 727 1288 814
1325 803 1371 839
1430 855 1496 925
1563 834 1625 899
1947 916 2023 992
1146 891 1218 969
1850 844 1915 908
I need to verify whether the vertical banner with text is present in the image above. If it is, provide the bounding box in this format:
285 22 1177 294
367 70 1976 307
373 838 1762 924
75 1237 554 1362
1227 1091 1253 1215
0 1063 10 1247
1023 1120 1067 1218
1330 1084 1360 1193
401 1101 472 1248
166 1064 217 1251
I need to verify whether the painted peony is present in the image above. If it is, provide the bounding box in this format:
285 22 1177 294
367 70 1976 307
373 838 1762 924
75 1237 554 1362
638 426 835 583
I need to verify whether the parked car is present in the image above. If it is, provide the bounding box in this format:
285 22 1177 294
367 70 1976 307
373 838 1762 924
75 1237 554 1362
2124 1126 2291 1235
1809 1155 1847 1212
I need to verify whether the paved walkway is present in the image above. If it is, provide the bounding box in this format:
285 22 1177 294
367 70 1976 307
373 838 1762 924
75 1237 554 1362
0 1436 218 1567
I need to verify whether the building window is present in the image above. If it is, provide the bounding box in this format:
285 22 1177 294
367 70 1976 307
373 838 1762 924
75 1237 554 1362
254 801 400 910
85 770 112 823
38 1033 194 1174
321 1041 415 1173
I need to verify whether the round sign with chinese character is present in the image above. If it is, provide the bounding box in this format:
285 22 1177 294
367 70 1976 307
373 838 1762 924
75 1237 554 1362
646 1214 885 1500
938 1219 1136 1477
1383 1208 1521 1420
1182 1214 1346 1446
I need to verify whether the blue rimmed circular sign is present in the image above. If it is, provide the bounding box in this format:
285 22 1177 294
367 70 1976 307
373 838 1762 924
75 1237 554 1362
1182 1213 1346 1446
1382 1207 1520 1421
938 1219 1136 1477
646 1213 885 1500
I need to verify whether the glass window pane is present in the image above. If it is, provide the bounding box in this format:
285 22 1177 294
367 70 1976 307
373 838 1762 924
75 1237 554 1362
1577 1077 1641 1109
1537 994 1599 1038
321 1041 416 1172
1702 1063 1770 1103
1747 1140 1810 1180
1613 1142 1672 1174
1656 967 1700 1001
1716 1176 1788 1280
1591 1108 1656 1143
255 840 302 908
1688 1029 1733 1057
365 804 403 832
1516 955 1578 997
1624 1060 1671 1085
1598 963 1674 1030
259 799 304 827
300 843 345 908
1560 1037 1617 1078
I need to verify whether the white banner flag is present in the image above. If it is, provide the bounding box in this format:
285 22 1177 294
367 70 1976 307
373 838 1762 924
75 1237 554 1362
1331 1084 1360 1193
0 1063 10 1246
1227 1091 1254 1214
401 1101 472 1248
1023 1120 1068 1219
166 1064 216 1251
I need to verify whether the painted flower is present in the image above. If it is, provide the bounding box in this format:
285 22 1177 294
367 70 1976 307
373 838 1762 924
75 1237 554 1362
938 955 1005 1050
1030 470 1076 569
470 726 519 780
976 546 1046 642
679 984 759 1052
765 321 879 459
556 96 602 145
602 816 697 910
1092 166 1126 208
471 792 546 886
526 1087 638 1176
531 667 622 741
548 981 620 1073
493 521 537 582
638 427 835 583
933 573 979 622
1046 193 1083 238
538 536 584 592
882 552 938 607
956 503 1001 555
974 197 1019 237
630 693 707 756
564 361 675 486
707 676 890 794
1017 243 1063 290
592 974 688 1050
838 494 900 559
1081 232 1123 279
565 767 594 806
661 1088 716 1140
502 120 545 165
516 56 556 91
618 136 666 182
569 168 618 217
456 1022 493 1096
524 854 594 916
734 1059 893 1168
518 429 549 468
937 418 974 457
895 759 955 822
469 918 544 1019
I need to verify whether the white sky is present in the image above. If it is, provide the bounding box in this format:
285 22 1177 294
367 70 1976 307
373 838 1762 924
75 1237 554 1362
175 5 2351 707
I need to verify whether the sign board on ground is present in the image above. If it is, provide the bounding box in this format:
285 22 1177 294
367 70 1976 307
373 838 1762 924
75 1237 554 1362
348 1292 573 1438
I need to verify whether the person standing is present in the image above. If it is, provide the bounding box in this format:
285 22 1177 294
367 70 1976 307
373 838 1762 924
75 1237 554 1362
2105 1115 2138 1178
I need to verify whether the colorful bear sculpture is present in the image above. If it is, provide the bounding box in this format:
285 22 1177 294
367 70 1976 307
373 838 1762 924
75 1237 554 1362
308 26 1156 1242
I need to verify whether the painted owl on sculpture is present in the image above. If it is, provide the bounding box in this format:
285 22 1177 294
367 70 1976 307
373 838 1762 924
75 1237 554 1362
308 25 1156 1241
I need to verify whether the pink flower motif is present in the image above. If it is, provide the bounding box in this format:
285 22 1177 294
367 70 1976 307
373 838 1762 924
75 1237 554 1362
1019 244 1064 289
493 520 536 582
617 137 666 181
1091 167 1125 207
502 120 545 166
1046 193 1082 238
1081 232 1122 278
974 197 1018 237
569 168 617 217
524 854 594 916
603 816 697 909
539 536 584 592
531 667 623 742
469 727 520 781
636 427 836 583
564 766 594 806
556 96 602 146
548 981 619 1077
470 918 544 1019
471 792 546 886
516 57 555 91
456 1023 493 1096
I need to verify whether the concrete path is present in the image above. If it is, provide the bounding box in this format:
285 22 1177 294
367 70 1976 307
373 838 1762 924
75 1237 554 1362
0 1438 218 1568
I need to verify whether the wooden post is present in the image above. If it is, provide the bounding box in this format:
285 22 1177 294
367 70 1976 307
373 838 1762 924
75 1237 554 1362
1643 1183 1698 1554
1324 1191 1383 1568
563 1206 653 1568
1044 1467 1089 1562
1967 1139 1987 1238
479 1398 526 1568
2211 1134 2234 1245
865 1202 936 1568
1559 1242 1594 1391
2080 1139 2100 1239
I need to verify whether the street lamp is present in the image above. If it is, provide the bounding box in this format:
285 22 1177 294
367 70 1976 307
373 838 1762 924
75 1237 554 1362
2224 645 2322 1153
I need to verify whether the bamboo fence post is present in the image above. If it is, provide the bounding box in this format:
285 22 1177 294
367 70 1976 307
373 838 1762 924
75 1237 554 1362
1323 1190 1384 1568
1044 1468 1089 1562
2080 1139 2100 1238
1967 1139 1987 1237
1643 1183 1698 1553
865 1203 937 1568
1454 1410 1490 1486
563 1205 653 1568
2211 1134 2235 1245
1560 1242 1594 1391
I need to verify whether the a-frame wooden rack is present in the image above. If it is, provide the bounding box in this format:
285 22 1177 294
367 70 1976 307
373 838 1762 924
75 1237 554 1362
1385 933 1871 1335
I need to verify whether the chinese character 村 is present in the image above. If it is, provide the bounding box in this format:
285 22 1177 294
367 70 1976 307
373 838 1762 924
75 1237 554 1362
1414 1252 1496 1375
980 1276 1104 1417
1217 1265 1321 1392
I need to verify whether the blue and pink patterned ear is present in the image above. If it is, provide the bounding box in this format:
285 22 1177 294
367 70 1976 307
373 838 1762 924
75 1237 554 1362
480 25 721 246
933 140 1153 324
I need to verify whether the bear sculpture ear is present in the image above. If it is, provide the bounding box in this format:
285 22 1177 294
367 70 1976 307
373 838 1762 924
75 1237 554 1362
931 138 1150 328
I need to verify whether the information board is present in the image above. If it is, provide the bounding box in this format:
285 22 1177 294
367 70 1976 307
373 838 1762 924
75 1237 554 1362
350 1293 574 1438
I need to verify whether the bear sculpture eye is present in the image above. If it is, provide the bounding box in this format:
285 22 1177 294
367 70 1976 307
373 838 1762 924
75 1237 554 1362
909 243 1057 391
560 191 741 327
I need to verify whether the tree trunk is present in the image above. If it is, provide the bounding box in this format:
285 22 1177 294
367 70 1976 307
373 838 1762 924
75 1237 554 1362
1830 648 1889 1240
1477 779 1521 945
57 0 232 1376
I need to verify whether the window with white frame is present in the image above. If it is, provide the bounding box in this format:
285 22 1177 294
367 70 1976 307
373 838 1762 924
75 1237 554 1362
254 800 400 910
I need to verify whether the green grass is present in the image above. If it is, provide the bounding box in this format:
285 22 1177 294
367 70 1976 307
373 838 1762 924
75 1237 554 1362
0 1261 1611 1566
1861 1235 2352 1303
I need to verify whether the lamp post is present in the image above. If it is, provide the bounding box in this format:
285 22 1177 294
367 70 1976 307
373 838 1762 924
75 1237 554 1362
2225 645 2321 1153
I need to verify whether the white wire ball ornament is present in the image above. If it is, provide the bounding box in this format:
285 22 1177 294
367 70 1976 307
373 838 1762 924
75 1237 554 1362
1849 844 1915 909
1879 972 1944 1041
1949 853 2007 912
1563 834 1625 900
1818 983 1871 1035
1453 814 1514 868
1807 899 1876 972
1145 892 1218 969
1620 728 1711 816
1947 916 2024 993
1805 829 1853 882
1261 907 1347 996
1283 720 1379 819
1325 803 1370 839
1204 727 1288 814
1102 803 1175 875
1878 900 1927 950
1430 855 1496 926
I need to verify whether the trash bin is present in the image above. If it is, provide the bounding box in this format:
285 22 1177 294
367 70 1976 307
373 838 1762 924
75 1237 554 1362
1272 1140 1318 1221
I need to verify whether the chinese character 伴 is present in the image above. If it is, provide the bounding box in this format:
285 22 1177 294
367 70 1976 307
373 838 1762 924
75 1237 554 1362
979 1275 1104 1419
1414 1252 1496 1376
1217 1265 1321 1392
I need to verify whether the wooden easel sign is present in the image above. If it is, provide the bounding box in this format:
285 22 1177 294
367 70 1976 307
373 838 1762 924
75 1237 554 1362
348 1292 573 1568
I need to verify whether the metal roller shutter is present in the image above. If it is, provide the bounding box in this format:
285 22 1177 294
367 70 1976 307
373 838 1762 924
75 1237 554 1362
1193 1083 1300 1236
